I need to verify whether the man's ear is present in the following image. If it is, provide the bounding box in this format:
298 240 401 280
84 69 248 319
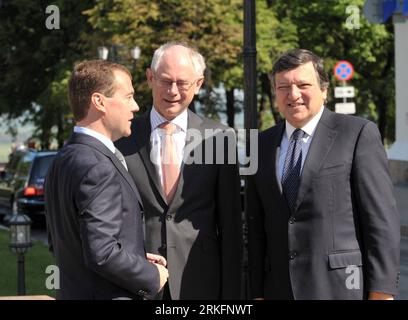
91 92 106 113
146 68 154 89
194 77 204 94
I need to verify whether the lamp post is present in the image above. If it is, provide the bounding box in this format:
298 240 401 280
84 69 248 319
9 214 32 295
130 46 141 61
97 45 141 63
243 0 257 300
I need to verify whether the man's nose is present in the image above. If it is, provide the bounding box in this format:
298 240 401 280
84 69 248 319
168 82 180 94
288 85 301 99
132 100 140 113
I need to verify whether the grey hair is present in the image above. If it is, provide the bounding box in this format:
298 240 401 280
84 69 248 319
150 41 206 76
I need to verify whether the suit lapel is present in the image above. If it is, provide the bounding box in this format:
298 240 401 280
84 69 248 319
136 111 168 204
262 122 291 218
294 108 338 212
264 122 285 195
69 133 142 205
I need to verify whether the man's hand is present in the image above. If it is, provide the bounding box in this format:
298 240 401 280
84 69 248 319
368 292 394 300
147 253 167 266
155 263 169 291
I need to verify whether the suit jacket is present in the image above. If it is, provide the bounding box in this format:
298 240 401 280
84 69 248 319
115 109 243 300
247 108 400 300
45 133 160 300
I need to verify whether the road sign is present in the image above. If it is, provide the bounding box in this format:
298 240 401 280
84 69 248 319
334 61 354 81
364 0 408 22
383 0 400 22
363 0 384 23
335 102 356 114
335 86 355 98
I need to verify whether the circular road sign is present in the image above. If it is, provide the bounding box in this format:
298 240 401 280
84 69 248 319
334 60 354 81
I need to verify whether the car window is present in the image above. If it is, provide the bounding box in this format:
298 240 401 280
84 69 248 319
29 155 56 185
15 152 35 180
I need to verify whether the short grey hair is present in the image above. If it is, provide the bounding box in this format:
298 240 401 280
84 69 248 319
150 41 206 76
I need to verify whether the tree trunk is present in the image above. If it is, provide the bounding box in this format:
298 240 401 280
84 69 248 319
258 78 265 130
261 73 282 126
226 88 235 128
41 129 51 150
57 112 64 149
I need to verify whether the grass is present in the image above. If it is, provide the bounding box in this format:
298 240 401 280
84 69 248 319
0 229 56 298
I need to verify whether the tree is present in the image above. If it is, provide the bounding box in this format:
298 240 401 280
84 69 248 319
274 0 395 142
84 0 244 123
0 0 95 148
256 0 298 130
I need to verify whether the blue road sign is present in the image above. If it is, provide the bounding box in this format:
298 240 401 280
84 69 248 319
404 0 408 16
334 61 354 81
383 0 399 22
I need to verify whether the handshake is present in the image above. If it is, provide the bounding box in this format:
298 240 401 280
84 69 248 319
147 253 169 291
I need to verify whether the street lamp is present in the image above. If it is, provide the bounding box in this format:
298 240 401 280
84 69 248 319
97 46 109 60
130 46 141 60
9 214 32 295
97 45 141 62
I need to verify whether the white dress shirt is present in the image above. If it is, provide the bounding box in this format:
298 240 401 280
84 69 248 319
74 126 115 153
150 107 188 187
277 106 325 182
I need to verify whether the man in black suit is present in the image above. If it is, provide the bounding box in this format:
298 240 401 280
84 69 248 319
45 60 168 299
247 49 400 300
116 42 243 300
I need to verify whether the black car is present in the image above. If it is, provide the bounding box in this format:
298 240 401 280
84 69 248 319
0 148 57 223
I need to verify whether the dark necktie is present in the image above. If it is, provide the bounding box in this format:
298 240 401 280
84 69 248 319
115 148 128 171
282 129 305 212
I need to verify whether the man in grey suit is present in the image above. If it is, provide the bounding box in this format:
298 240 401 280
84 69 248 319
247 49 400 300
45 60 168 299
116 42 243 300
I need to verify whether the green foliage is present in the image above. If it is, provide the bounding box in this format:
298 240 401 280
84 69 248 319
0 0 95 148
0 0 397 142
275 0 395 140
84 0 244 115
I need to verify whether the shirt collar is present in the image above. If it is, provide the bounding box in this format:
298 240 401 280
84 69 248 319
285 105 324 139
73 126 115 153
150 106 188 133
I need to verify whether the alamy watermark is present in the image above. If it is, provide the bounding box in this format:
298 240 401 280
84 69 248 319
345 265 360 290
45 264 60 290
150 128 259 176
345 5 361 30
45 5 60 30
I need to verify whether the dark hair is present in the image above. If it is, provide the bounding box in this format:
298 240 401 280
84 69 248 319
271 49 329 91
68 60 132 121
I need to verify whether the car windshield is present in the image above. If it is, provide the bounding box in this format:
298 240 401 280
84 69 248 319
29 155 56 185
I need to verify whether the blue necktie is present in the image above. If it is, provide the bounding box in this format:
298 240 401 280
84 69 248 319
282 129 305 212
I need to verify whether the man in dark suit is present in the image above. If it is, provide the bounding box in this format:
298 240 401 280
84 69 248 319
45 60 168 300
247 49 400 300
116 42 243 300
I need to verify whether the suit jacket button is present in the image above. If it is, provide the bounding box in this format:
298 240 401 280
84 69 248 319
166 214 172 221
289 251 298 260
